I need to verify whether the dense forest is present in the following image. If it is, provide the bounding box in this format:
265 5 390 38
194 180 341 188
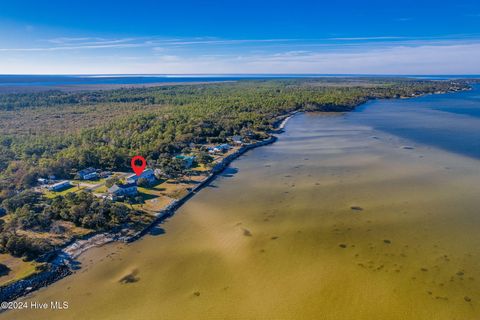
0 79 470 195
0 190 142 259
0 78 470 259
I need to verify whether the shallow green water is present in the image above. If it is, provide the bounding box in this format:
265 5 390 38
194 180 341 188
3 91 480 320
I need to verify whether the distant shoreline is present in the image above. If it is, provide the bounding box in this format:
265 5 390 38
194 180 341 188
0 81 235 94
1 74 478 94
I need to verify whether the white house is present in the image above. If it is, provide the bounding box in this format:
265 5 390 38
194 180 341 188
126 168 156 184
213 144 231 153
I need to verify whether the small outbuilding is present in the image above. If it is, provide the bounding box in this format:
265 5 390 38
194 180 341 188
48 180 71 192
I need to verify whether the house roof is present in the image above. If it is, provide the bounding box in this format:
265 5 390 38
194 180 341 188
78 167 96 176
53 180 70 186
214 144 231 150
126 168 154 180
108 183 136 193
50 180 70 188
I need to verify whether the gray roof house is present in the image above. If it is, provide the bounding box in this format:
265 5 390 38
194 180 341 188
108 183 138 199
231 135 243 144
126 168 156 185
77 167 98 180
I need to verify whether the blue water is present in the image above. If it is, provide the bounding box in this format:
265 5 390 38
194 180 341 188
351 84 480 160
0 74 478 87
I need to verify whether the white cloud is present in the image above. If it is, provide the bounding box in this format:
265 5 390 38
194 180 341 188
0 37 479 74
327 36 405 41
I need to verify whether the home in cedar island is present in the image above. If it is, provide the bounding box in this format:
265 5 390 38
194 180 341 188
77 167 98 180
126 168 156 184
174 155 196 168
231 135 243 145
208 143 231 154
48 180 71 192
108 183 138 200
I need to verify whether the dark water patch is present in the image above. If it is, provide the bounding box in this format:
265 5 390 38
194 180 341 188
220 167 239 178
350 206 363 211
242 229 252 237
119 269 140 284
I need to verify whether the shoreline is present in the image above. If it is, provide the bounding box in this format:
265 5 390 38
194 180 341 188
0 85 470 304
0 120 285 304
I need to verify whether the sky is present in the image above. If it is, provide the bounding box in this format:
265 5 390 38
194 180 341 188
0 0 479 74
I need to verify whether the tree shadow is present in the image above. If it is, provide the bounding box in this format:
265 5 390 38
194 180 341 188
0 263 10 277
138 192 159 201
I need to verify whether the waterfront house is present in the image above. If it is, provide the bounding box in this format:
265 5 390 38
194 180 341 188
48 180 71 192
231 135 243 145
212 144 231 153
108 183 138 199
77 167 98 180
126 168 156 184
174 155 196 168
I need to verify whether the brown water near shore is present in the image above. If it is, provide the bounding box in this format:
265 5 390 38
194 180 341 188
3 106 480 319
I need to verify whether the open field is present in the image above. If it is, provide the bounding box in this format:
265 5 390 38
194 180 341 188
0 254 40 287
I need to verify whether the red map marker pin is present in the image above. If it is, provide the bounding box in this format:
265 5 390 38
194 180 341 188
131 155 147 176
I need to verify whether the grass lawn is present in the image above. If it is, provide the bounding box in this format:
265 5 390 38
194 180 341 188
192 163 210 172
71 178 104 184
133 196 174 212
42 185 86 198
94 185 108 193
0 253 41 286
136 178 196 212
